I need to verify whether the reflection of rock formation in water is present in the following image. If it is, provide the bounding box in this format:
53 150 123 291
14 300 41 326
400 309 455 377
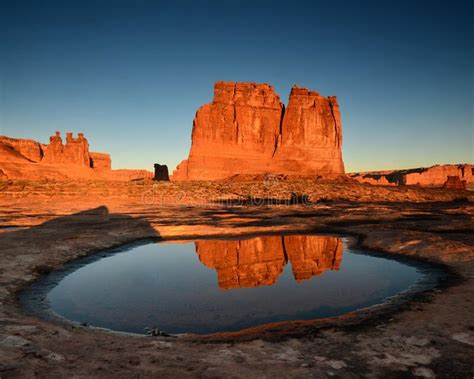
284 235 343 282
196 237 286 289
196 235 343 289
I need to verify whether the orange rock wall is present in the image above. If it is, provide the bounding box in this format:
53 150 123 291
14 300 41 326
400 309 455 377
173 81 345 180
0 136 43 162
0 133 152 181
42 132 91 166
90 152 112 171
349 164 473 188
274 87 344 175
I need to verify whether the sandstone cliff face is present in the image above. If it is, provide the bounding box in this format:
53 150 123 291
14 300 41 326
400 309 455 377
274 86 344 175
90 152 112 171
42 132 91 166
404 165 473 186
173 81 344 180
349 164 473 188
0 136 43 162
0 132 152 181
196 235 343 289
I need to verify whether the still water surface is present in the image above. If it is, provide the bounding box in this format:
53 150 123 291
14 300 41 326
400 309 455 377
45 235 429 334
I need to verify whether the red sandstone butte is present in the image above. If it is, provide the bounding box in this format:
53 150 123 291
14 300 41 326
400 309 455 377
172 81 345 180
196 235 343 289
0 132 152 181
349 164 473 188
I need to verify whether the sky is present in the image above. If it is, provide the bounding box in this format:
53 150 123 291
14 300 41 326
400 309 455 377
1 0 472 172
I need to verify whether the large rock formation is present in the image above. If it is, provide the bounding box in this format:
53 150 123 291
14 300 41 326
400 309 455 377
349 164 473 189
196 235 343 289
172 81 345 180
274 86 344 175
0 136 43 162
0 132 152 181
42 132 91 166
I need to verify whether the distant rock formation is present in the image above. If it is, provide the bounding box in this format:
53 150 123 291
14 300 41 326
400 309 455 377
0 132 152 181
90 152 112 171
0 136 43 162
349 164 473 189
172 81 345 180
153 164 170 181
42 132 91 166
196 235 343 289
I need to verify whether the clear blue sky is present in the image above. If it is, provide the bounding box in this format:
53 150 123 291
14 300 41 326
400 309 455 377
1 0 472 172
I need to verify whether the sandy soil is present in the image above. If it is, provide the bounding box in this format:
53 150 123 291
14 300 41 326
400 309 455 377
0 179 473 378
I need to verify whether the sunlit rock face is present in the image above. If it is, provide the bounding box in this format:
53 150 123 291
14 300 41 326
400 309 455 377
0 136 43 162
349 164 474 188
196 235 343 289
0 132 152 181
172 81 345 180
90 152 112 171
273 86 344 176
42 132 91 166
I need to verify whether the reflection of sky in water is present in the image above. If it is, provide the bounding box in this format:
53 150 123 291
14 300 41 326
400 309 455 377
48 237 424 334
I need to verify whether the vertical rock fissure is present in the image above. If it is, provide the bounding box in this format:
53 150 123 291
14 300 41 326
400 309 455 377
233 106 239 143
328 99 340 148
272 105 285 158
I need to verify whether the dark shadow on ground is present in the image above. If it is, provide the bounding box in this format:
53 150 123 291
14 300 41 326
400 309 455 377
0 206 161 286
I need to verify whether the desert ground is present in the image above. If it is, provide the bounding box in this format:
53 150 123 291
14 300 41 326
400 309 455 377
0 179 473 378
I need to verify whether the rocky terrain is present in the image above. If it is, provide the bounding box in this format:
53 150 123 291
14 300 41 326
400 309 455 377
0 133 153 181
0 179 473 377
172 82 344 180
350 164 474 189
1 84 472 377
